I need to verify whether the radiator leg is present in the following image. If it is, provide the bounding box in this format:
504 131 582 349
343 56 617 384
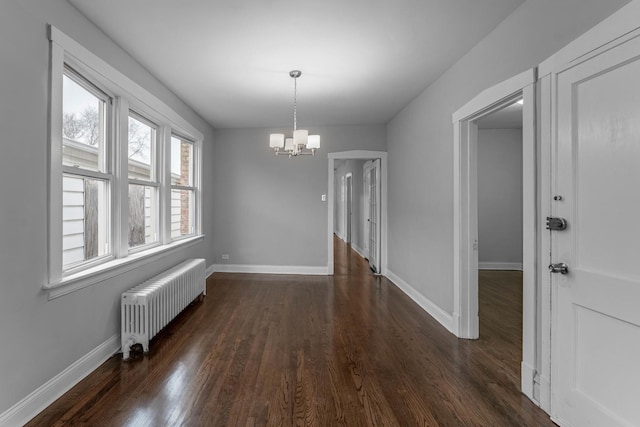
122 336 136 360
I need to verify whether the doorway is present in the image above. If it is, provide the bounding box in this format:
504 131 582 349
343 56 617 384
476 102 523 273
345 173 352 244
475 100 525 392
452 69 537 402
327 151 388 276
333 162 370 258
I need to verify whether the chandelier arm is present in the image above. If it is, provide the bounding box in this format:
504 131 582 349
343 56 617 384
275 149 314 157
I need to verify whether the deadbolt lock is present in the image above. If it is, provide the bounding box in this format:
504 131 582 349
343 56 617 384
546 217 567 231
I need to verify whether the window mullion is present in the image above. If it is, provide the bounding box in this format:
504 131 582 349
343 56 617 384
195 139 202 237
160 125 171 245
115 97 129 258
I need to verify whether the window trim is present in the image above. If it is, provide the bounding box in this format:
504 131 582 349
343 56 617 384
48 25 204 298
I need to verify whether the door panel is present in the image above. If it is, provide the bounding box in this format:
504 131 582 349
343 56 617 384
574 305 640 421
552 34 640 427
363 162 371 258
573 58 640 280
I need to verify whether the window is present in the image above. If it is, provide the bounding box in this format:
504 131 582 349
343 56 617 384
62 69 112 268
128 113 158 249
170 136 196 239
48 26 203 294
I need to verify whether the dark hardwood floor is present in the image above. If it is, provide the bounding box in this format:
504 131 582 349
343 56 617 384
28 238 554 426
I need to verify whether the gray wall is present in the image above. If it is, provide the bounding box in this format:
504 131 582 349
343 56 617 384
212 125 385 267
478 129 523 267
386 0 629 314
334 159 368 254
0 0 215 416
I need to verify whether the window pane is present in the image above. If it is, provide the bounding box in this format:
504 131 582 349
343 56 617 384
128 184 158 248
128 115 155 180
63 175 110 267
62 74 107 172
171 136 193 186
171 189 194 239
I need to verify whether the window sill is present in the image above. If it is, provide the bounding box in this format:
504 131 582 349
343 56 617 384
44 235 204 300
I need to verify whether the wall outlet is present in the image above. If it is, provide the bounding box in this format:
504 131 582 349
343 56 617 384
221 254 230 260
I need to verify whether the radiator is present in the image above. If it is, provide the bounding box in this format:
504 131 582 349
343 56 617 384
121 258 206 359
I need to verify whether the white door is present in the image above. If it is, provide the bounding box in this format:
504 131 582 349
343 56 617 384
368 159 381 273
551 34 640 427
363 161 372 258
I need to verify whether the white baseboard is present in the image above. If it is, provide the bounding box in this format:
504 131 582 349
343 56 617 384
351 244 366 259
205 264 216 278
0 334 120 427
452 312 461 336
521 361 537 404
538 373 551 413
334 231 345 241
385 269 456 334
478 262 523 271
212 264 328 275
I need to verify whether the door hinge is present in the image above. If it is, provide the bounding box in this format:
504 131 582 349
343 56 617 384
546 216 567 230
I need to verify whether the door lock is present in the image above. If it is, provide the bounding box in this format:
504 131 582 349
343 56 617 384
549 263 569 274
546 217 567 230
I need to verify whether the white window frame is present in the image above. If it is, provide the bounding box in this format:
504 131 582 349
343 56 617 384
46 25 204 299
126 110 161 253
61 65 115 272
169 134 200 241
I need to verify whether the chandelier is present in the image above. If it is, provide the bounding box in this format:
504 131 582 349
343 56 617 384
269 70 320 157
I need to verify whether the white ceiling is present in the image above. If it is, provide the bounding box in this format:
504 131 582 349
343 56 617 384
67 0 524 129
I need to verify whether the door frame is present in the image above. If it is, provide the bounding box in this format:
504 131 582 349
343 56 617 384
452 68 537 401
327 150 388 275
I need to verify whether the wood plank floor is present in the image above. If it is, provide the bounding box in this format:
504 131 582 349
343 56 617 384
28 238 555 426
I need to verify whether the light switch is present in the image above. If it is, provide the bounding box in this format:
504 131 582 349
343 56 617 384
321 194 327 202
